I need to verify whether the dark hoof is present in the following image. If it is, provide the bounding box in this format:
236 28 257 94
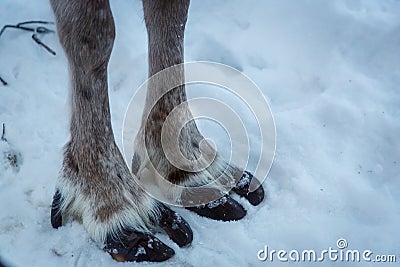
51 190 62 228
159 205 193 247
186 195 246 221
232 171 265 206
104 230 174 262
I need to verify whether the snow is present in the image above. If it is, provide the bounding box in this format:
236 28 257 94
1 0 399 266
207 196 228 209
134 247 146 258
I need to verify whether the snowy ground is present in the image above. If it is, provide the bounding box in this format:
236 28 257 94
1 0 400 266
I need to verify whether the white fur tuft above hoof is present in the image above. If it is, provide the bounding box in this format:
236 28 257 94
53 141 162 244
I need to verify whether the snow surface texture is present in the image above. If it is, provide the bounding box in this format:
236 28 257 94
1 0 399 266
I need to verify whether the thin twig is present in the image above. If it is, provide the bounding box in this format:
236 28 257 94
0 25 34 36
17 21 54 27
0 20 56 86
32 34 56 55
0 76 7 86
1 123 6 141
0 20 56 55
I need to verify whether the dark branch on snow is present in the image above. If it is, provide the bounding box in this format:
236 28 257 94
1 123 6 141
0 20 56 86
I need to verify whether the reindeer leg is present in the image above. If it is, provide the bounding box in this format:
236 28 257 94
133 0 264 221
49 0 191 262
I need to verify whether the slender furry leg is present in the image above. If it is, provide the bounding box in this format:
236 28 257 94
49 0 190 261
132 1 263 217
134 0 240 198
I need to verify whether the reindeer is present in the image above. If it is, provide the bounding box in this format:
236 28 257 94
49 0 264 262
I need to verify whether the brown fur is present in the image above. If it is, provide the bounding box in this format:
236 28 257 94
51 0 243 242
